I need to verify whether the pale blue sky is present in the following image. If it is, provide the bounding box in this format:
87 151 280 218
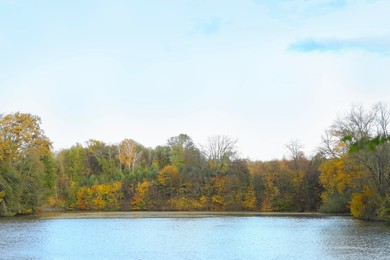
1 0 389 160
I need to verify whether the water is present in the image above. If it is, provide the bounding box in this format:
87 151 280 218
1 213 390 259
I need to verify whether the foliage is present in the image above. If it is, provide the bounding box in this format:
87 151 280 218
131 180 153 210
319 190 350 213
343 135 390 154
2 105 389 220
73 182 122 211
117 139 142 171
319 103 390 219
0 113 53 216
0 112 323 215
242 186 256 210
349 187 376 218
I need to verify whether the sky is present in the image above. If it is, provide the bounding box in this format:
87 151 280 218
1 0 390 161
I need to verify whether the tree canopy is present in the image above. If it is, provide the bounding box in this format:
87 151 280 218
1 104 389 221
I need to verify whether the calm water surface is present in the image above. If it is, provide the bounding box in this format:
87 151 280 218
1 214 390 259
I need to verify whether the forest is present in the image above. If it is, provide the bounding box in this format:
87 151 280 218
0 103 389 220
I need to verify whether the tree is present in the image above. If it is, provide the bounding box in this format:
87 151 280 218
286 140 304 170
224 159 251 210
0 112 51 161
203 135 237 176
319 103 390 218
302 154 324 211
330 104 390 194
117 139 142 172
87 140 120 180
0 112 52 216
158 165 179 201
131 180 153 210
152 145 171 170
167 134 198 169
67 144 89 184
242 186 257 210
374 102 390 136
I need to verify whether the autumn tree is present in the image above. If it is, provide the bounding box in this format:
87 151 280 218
242 186 257 210
223 159 251 210
117 139 142 172
319 103 390 218
157 165 179 203
0 112 53 216
0 112 51 160
131 180 153 210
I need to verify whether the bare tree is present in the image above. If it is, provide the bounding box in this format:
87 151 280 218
318 130 343 159
202 135 237 176
319 104 380 159
286 140 304 160
319 103 390 194
374 102 390 136
332 104 376 142
286 140 304 169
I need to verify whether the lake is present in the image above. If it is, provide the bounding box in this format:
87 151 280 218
1 212 390 259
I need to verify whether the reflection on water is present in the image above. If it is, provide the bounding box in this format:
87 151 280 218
321 218 390 259
0 215 389 259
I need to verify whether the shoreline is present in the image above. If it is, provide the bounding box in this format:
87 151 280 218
34 211 340 220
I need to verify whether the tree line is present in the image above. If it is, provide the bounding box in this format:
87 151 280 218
0 103 389 220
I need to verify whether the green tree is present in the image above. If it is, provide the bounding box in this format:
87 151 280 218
0 113 52 216
167 134 198 170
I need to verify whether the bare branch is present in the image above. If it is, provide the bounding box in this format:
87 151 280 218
202 135 237 176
